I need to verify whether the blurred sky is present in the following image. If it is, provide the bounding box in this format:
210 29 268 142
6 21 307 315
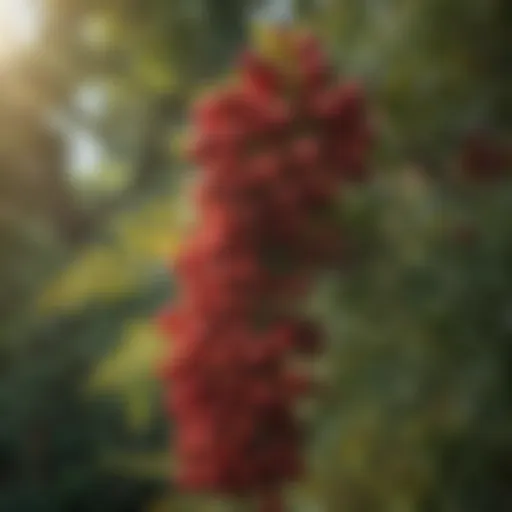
0 0 105 176
65 0 296 178
0 0 295 178
255 0 293 22
0 0 41 56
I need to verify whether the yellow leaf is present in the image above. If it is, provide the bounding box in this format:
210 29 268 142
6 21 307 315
36 246 136 314
126 383 154 433
88 321 162 393
249 20 296 66
36 190 183 315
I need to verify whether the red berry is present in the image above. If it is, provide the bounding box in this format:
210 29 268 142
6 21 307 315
294 33 332 91
289 135 322 168
240 51 281 99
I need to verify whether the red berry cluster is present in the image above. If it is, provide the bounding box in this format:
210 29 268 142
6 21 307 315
158 32 371 510
460 132 511 181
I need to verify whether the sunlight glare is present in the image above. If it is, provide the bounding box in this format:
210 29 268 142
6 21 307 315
0 0 41 60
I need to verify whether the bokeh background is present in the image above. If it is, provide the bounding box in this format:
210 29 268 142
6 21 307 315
0 0 511 511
